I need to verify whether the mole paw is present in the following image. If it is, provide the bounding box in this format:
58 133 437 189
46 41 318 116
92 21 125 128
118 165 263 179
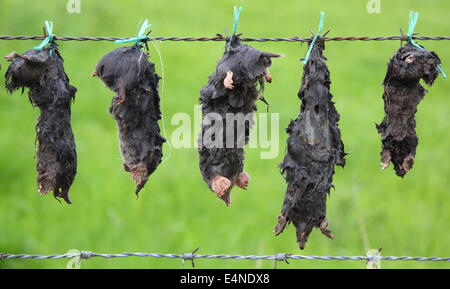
319 218 334 239
223 71 234 89
274 214 287 235
235 172 250 189
401 154 414 174
5 52 18 62
37 173 54 196
380 150 391 170
115 95 126 105
211 176 232 206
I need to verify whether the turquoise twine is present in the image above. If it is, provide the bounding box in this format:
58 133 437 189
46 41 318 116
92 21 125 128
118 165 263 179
115 19 151 46
407 11 446 78
34 21 54 56
303 11 325 64
232 6 243 36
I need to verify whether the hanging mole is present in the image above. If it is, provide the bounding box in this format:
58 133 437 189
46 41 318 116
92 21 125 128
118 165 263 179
198 35 281 206
4 46 77 204
93 45 165 196
376 42 441 177
274 37 346 249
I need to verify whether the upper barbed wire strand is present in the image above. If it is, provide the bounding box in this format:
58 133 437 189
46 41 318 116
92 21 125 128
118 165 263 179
0 35 450 42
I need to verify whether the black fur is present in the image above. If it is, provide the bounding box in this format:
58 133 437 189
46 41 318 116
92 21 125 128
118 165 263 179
198 36 279 204
94 45 165 195
376 42 441 177
274 38 346 249
5 47 77 204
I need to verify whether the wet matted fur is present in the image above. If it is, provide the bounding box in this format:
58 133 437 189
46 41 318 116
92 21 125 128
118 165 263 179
376 42 441 177
198 36 280 206
274 37 346 249
94 45 165 195
5 47 77 204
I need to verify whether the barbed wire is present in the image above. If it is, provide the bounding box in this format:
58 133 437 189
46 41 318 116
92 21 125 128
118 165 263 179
1 251 449 264
0 35 449 42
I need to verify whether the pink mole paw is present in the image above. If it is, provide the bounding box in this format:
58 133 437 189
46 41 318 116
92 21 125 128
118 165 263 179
235 172 250 189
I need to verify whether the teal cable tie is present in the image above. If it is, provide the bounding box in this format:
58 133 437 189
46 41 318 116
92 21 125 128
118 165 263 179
436 64 447 78
232 6 243 36
34 21 55 55
115 19 151 45
303 11 325 64
407 11 446 78
407 11 418 42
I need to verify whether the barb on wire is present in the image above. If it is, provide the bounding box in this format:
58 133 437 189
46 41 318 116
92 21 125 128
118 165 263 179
0 35 450 42
366 248 383 269
181 248 199 268
274 253 290 269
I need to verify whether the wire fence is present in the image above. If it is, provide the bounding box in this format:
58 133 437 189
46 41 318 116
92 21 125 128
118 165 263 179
1 250 449 268
1 28 449 270
0 35 450 42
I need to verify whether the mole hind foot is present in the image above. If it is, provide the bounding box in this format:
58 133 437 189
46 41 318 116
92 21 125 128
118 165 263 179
380 149 391 171
319 218 334 239
274 214 287 235
211 176 232 206
38 173 55 196
235 172 250 189
401 154 414 175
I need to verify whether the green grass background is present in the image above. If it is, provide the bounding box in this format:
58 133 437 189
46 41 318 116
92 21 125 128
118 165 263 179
0 0 449 269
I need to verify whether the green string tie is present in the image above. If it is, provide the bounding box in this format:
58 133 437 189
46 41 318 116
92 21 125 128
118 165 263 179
303 11 325 64
34 21 54 55
115 19 151 46
407 11 446 78
232 6 243 36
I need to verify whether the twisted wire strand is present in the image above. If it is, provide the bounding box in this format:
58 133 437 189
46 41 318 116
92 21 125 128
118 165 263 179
1 252 449 262
0 35 449 42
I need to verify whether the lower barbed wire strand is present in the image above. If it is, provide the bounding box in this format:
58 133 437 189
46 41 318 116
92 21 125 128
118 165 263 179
1 252 449 262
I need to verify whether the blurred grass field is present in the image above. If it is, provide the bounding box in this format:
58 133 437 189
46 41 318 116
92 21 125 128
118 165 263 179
0 0 449 269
